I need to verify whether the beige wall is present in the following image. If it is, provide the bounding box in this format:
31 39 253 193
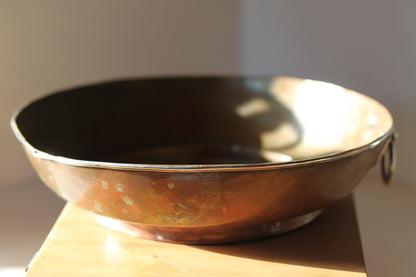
0 0 240 188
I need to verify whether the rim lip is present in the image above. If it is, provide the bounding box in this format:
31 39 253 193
10 76 395 172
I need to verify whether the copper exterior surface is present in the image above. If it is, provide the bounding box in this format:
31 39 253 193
12 76 395 244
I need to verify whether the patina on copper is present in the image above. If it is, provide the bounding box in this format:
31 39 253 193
11 76 395 244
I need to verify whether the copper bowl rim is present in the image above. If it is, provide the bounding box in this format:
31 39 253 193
10 76 395 173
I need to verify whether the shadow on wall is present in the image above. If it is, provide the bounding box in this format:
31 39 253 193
0 180 65 268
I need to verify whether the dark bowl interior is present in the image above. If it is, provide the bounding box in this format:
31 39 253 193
14 76 392 167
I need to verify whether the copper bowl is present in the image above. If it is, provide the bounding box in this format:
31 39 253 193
11 76 395 244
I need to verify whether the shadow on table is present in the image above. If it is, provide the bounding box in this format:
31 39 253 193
193 195 366 273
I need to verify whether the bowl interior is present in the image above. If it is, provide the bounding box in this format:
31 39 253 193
14 77 393 165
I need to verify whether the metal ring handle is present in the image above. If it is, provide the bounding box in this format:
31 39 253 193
381 132 397 185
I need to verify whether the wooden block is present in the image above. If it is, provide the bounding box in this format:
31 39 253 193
26 195 366 277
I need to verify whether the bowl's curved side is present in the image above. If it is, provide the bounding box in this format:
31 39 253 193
21 131 390 243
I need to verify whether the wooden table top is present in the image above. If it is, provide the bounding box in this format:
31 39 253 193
26 195 366 277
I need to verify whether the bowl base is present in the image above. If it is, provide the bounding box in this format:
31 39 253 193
94 210 322 244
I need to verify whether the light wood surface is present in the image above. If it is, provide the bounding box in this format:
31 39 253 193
26 195 366 276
